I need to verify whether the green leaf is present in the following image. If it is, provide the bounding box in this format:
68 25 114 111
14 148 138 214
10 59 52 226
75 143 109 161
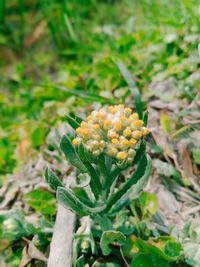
164 241 182 258
25 189 56 216
117 60 143 119
111 156 152 213
45 167 64 191
57 187 88 216
103 167 122 191
57 187 105 216
104 155 148 213
60 135 87 173
143 111 148 126
133 238 181 262
131 254 150 267
192 148 200 164
48 84 117 104
31 126 45 148
131 254 170 267
78 143 93 163
66 115 81 130
100 230 126 256
73 187 94 207
139 192 158 216
84 162 102 199
0 211 29 247
160 112 172 134
132 141 146 165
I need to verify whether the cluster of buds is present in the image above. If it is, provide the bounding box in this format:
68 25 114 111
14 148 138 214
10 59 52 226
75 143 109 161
73 105 149 163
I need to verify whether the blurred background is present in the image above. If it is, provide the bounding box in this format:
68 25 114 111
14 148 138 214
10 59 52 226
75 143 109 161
0 1 200 266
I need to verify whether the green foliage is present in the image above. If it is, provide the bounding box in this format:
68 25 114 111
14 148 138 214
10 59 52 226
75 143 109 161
60 135 87 173
100 230 126 256
25 189 56 216
45 168 65 191
192 149 200 165
131 253 170 267
31 125 46 148
139 192 158 216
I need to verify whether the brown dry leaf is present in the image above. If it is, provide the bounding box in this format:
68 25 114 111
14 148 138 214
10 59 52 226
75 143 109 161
179 141 194 178
149 100 179 111
0 185 19 209
19 138 31 158
20 239 47 267
24 20 46 47
151 131 174 159
178 140 200 192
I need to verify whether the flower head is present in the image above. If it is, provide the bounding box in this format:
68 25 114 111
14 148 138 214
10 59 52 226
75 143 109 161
73 105 149 162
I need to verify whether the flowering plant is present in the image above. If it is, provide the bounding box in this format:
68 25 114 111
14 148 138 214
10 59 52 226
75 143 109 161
45 104 151 265
45 104 151 217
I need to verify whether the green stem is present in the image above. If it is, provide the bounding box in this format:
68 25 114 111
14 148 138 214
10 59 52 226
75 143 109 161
130 202 142 236
0 0 5 25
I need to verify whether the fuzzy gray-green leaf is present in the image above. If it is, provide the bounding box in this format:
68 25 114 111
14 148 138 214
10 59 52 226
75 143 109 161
60 135 87 173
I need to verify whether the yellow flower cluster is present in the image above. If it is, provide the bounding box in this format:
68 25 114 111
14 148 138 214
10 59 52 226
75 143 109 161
73 105 149 162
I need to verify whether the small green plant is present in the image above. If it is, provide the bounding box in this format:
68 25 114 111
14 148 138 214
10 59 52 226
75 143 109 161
45 104 152 264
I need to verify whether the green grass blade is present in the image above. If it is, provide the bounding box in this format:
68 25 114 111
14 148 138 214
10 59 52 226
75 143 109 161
117 60 143 118
0 0 5 24
45 84 117 104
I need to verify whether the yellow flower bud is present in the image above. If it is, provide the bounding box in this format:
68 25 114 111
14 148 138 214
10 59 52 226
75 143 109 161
130 138 137 146
117 151 128 160
123 128 132 138
111 138 118 144
128 149 136 157
132 130 142 139
142 127 149 136
131 113 139 120
92 134 101 140
124 107 132 116
87 115 92 121
104 120 111 129
133 120 143 128
109 106 117 114
108 130 117 139
72 138 79 146
93 124 100 130
80 121 87 127
107 146 118 157
81 128 90 136
100 140 106 147
96 112 106 120
122 139 129 146
114 121 122 131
